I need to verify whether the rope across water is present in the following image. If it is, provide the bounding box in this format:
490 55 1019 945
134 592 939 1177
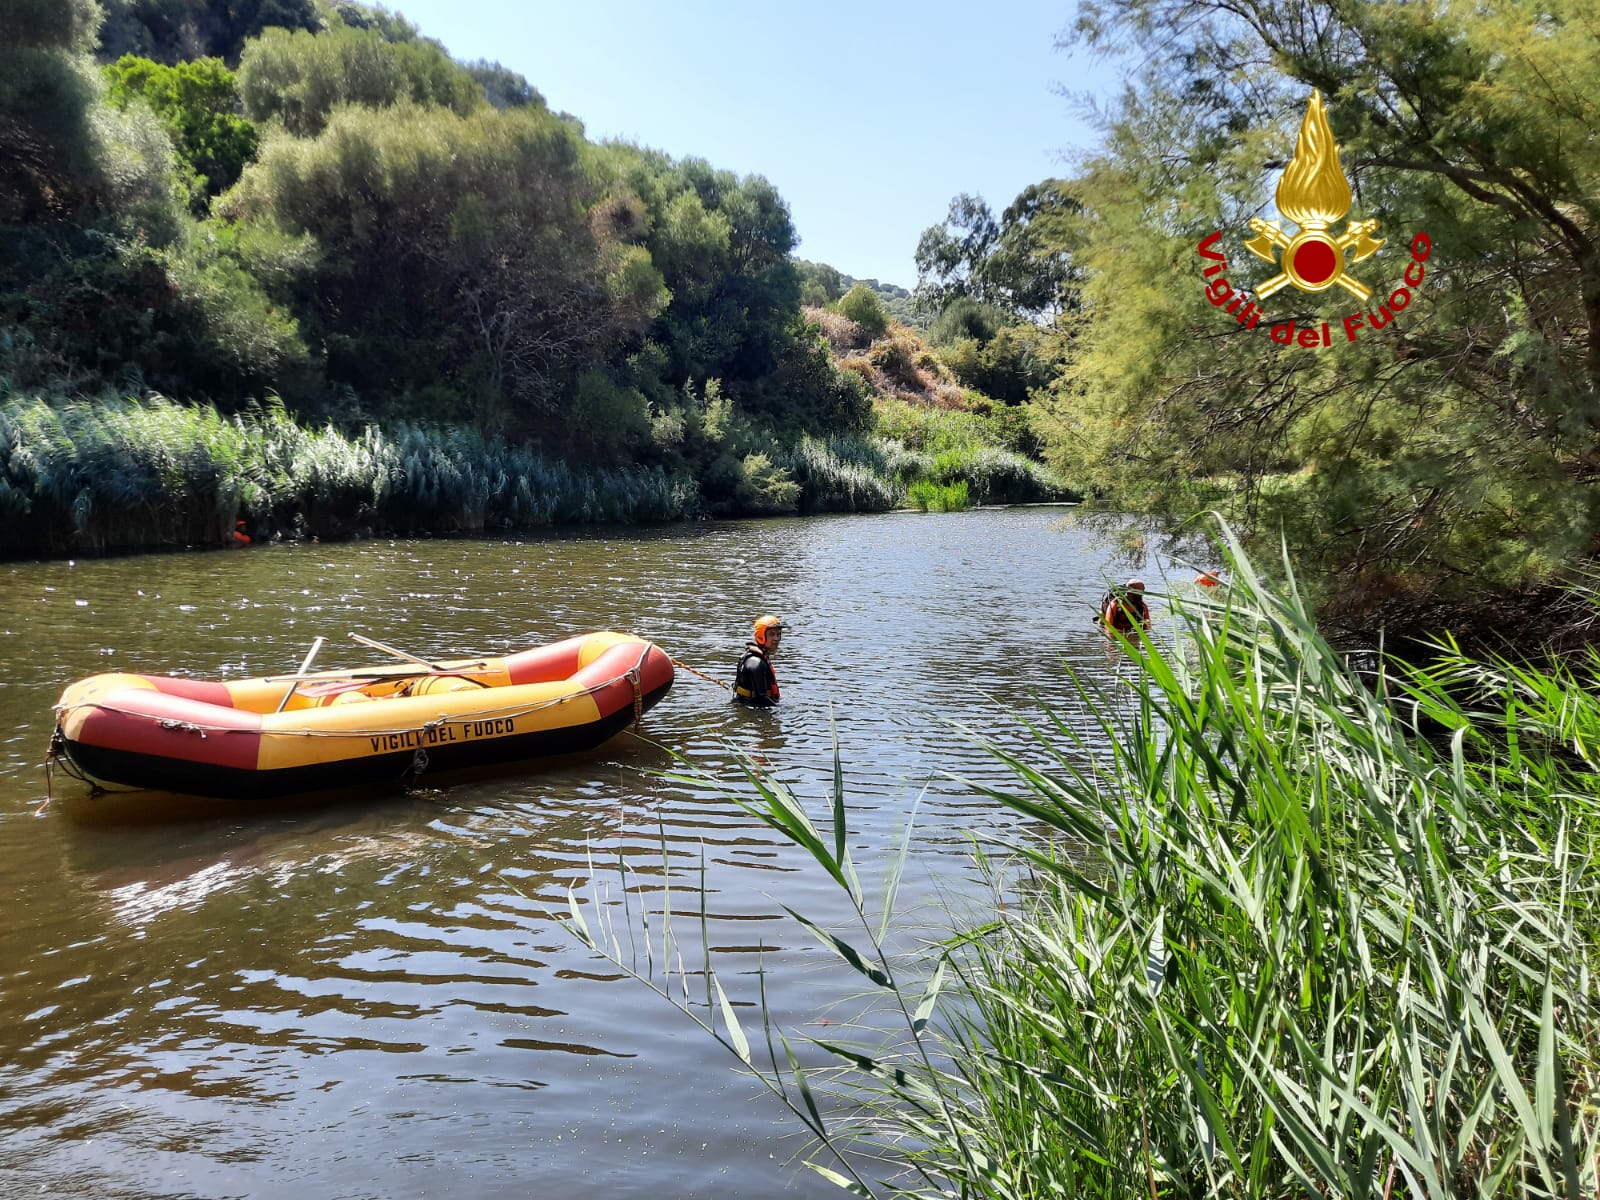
668 657 728 690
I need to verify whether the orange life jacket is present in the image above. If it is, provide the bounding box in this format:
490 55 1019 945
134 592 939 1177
1100 590 1149 632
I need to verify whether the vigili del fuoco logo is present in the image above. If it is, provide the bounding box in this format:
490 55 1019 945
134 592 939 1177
1197 89 1431 349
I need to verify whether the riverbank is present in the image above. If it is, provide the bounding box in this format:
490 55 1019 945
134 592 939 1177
607 536 1600 1197
0 393 1074 560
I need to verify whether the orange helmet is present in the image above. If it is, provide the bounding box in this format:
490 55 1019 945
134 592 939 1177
753 614 786 648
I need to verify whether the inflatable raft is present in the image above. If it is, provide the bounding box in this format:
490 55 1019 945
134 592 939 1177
51 632 674 801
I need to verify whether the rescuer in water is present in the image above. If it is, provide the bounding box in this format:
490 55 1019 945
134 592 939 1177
1100 578 1150 635
733 615 785 706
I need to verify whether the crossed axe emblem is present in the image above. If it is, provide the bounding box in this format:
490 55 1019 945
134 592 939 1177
1244 217 1385 302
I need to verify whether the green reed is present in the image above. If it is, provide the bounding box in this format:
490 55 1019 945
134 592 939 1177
0 394 699 555
878 439 1072 508
784 434 899 513
569 525 1599 1198
906 479 970 512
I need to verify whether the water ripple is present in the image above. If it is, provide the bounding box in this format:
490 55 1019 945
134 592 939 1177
0 508 1177 1198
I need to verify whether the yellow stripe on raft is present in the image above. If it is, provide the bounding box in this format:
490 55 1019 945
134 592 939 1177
576 631 637 666
253 681 601 771
55 673 159 708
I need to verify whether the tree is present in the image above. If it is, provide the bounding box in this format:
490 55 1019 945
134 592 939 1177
914 193 999 314
96 0 320 65
1032 0 1600 615
0 0 242 399
0 0 106 222
104 55 259 206
236 24 480 137
466 59 544 111
324 1 417 42
602 148 803 386
585 143 868 442
915 183 1080 319
219 102 647 427
991 181 1081 318
795 258 844 307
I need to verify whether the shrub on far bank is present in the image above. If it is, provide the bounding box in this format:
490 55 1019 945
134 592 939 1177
931 445 1067 505
0 394 699 557
734 452 801 515
835 283 889 341
0 390 1073 560
872 394 1019 454
869 398 1075 505
782 435 898 513
906 479 968 512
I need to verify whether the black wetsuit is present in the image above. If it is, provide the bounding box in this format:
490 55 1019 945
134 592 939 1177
732 642 779 706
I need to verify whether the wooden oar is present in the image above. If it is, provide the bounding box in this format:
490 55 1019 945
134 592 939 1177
274 636 327 713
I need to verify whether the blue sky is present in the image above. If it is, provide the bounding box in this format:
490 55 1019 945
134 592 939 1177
383 0 1122 289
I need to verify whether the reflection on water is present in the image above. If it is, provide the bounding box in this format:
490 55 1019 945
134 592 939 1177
0 509 1178 1198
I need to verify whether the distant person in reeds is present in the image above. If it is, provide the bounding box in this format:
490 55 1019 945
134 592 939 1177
733 615 785 706
1100 578 1150 635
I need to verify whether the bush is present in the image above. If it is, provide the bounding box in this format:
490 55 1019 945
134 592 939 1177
906 478 969 511
567 370 651 460
782 435 897 513
804 305 866 352
937 336 983 390
867 334 927 391
734 451 800 515
927 296 1005 347
835 283 889 340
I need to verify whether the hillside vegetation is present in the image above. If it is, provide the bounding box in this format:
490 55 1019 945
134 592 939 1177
0 0 1070 558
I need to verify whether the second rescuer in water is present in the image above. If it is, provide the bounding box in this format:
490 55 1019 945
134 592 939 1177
733 615 785 706
1100 578 1150 634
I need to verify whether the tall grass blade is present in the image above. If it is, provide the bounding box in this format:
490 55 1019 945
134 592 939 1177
782 906 891 989
713 975 752 1065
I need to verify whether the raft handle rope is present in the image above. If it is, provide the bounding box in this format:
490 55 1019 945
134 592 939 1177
401 746 430 788
157 719 208 738
42 729 101 808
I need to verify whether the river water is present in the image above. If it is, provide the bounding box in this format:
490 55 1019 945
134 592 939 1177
0 507 1177 1199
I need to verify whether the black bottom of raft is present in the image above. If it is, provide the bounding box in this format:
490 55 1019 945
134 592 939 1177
60 682 670 802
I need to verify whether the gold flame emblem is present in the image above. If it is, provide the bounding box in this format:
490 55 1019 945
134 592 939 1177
1245 90 1383 300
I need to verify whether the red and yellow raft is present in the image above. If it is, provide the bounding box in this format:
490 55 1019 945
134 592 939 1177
52 632 674 800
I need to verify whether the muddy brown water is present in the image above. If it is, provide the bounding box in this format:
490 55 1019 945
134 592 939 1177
0 508 1176 1199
